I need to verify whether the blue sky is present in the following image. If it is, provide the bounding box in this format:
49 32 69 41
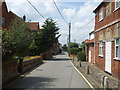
6 0 101 45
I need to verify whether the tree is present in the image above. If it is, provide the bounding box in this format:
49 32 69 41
2 18 33 60
68 42 80 55
34 18 60 53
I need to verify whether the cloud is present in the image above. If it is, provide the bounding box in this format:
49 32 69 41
5 0 100 45
61 1 99 44
6 0 56 22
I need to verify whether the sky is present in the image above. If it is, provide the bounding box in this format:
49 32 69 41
5 0 102 45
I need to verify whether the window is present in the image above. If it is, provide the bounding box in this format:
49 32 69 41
115 38 120 59
2 17 6 26
99 41 103 56
115 0 120 10
99 7 104 21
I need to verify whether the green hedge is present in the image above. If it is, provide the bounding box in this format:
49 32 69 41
77 51 86 61
68 48 79 55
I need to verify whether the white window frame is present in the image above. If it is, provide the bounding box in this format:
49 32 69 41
115 0 120 10
99 7 104 21
115 38 120 60
99 41 103 57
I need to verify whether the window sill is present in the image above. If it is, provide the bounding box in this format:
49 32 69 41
113 7 120 12
113 58 120 60
98 55 103 57
99 19 103 22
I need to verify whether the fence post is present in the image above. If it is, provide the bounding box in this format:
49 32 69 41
79 60 81 67
86 65 89 74
101 75 105 88
104 76 109 89
73 57 74 62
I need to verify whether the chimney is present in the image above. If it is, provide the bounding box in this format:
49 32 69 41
23 15 26 22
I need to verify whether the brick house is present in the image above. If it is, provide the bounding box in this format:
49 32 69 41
85 31 95 63
1 2 9 30
92 1 120 80
28 22 40 31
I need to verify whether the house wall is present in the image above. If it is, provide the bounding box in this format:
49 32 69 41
95 2 120 31
2 2 9 30
94 1 120 80
86 44 94 63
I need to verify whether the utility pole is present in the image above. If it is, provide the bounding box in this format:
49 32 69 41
69 22 71 43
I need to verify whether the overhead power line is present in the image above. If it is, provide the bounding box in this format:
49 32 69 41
80 18 95 28
52 0 69 24
27 0 45 20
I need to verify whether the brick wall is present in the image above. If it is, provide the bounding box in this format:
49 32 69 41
2 60 18 85
94 1 120 80
85 44 94 63
95 2 120 31
2 2 9 30
22 58 43 73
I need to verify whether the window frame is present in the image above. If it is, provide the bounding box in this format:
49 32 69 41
115 0 120 10
99 40 103 57
99 7 104 21
115 38 120 60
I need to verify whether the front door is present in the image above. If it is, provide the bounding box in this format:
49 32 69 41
89 47 91 62
105 41 112 74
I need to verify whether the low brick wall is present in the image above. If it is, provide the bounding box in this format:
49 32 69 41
22 57 43 73
2 60 18 85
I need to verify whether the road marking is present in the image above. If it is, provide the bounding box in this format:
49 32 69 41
69 60 94 90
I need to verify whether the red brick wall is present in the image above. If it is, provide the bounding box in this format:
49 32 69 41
85 45 89 62
86 44 94 63
95 2 120 31
91 44 94 63
94 1 120 80
2 2 9 30
0 3 2 30
2 60 18 85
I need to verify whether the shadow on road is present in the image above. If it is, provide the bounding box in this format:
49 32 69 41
4 76 57 88
48 52 72 61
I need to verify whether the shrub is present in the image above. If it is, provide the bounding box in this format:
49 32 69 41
77 51 86 61
68 42 79 48
68 48 79 55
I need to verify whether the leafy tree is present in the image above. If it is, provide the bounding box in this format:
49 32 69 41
68 42 79 55
68 42 79 48
2 18 33 60
81 41 85 52
62 44 68 51
35 18 60 53
77 51 86 61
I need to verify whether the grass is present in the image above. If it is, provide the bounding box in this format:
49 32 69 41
23 56 42 62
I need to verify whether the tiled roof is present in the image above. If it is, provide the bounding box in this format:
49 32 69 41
85 39 94 44
28 22 39 30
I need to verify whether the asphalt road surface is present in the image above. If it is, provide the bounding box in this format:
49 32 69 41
5 52 91 89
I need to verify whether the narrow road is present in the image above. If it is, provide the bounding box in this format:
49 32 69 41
5 52 91 88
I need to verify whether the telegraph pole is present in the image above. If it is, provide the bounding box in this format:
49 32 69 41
69 22 71 43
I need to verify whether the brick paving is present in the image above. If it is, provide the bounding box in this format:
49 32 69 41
71 58 120 89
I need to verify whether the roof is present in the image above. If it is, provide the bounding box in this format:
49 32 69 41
93 2 104 13
28 22 40 30
85 39 94 44
89 31 94 35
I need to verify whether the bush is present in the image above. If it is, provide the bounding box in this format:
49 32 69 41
77 51 86 61
68 42 78 48
68 48 79 55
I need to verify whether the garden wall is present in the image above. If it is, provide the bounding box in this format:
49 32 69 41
22 57 43 73
2 60 18 85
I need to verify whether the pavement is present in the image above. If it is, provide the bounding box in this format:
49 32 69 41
4 52 92 89
71 58 120 89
